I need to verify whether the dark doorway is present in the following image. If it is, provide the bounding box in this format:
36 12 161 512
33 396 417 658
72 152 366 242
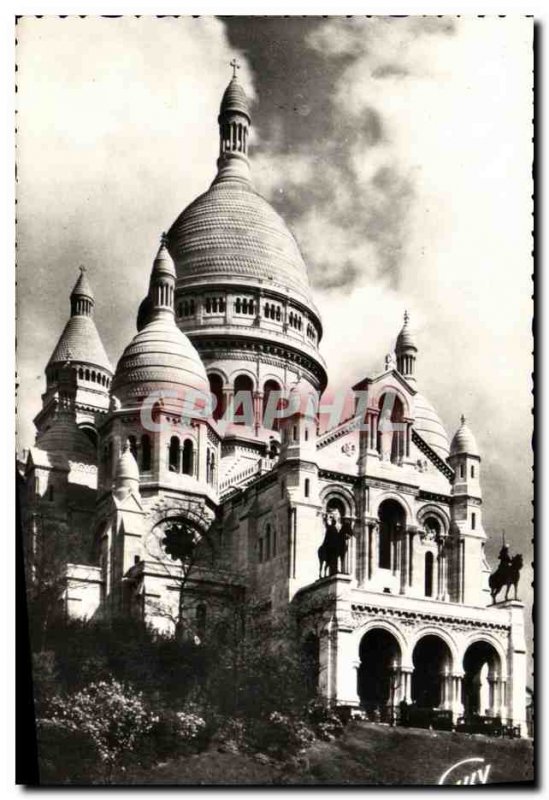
411 635 452 709
358 629 401 713
462 640 500 717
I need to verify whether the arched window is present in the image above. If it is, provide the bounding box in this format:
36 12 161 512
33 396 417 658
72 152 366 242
128 435 138 461
196 603 207 640
235 298 241 313
377 392 405 464
263 379 281 431
378 499 405 571
91 370 96 382
209 373 225 421
78 367 84 379
276 306 281 321
210 451 216 485
471 464 475 478
471 512 476 530
85 369 90 381
141 435 151 471
182 439 194 476
169 436 180 472
304 478 310 498
425 551 434 597
272 527 277 557
460 464 465 479
233 374 254 427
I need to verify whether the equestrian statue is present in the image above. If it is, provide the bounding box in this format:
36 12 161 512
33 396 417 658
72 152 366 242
318 508 353 578
489 543 523 603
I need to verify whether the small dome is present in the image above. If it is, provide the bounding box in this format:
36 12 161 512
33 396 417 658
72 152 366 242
111 318 209 408
220 76 250 119
395 311 417 353
114 440 140 485
450 415 480 457
413 393 450 459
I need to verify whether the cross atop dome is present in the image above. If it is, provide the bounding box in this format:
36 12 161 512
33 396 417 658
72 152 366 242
230 57 240 78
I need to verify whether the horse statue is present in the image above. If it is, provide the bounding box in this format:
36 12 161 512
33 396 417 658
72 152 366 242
489 546 523 603
318 509 353 578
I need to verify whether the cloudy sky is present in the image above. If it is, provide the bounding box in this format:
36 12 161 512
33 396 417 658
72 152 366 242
16 16 532 614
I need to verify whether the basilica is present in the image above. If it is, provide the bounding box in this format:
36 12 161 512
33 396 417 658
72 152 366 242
19 70 527 733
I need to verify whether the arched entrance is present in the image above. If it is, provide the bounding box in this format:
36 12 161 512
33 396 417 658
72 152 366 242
412 635 452 709
358 628 401 718
378 499 406 571
462 641 502 718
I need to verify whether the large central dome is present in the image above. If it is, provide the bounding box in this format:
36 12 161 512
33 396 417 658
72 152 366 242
167 179 314 308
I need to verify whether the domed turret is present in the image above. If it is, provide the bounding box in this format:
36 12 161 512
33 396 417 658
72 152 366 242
111 237 209 412
47 267 112 375
450 414 480 457
395 311 417 384
215 59 252 184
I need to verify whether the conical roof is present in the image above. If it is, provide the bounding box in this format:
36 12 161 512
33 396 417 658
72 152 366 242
48 270 112 372
450 415 480 457
47 315 113 371
70 268 94 300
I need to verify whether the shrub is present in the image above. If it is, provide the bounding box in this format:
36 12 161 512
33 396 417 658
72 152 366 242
305 699 345 741
247 712 315 759
49 678 157 782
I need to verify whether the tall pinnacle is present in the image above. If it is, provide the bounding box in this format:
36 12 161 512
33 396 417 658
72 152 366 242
70 266 95 317
215 60 251 184
395 310 418 384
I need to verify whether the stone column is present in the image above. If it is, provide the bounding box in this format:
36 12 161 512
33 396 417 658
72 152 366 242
451 674 465 721
253 391 263 432
407 528 415 588
223 387 233 424
366 522 378 581
401 667 413 703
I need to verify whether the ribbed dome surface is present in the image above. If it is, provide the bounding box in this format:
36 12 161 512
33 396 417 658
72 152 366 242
47 316 113 372
396 322 417 352
220 76 250 118
450 418 480 457
167 180 315 306
413 393 450 459
111 318 209 405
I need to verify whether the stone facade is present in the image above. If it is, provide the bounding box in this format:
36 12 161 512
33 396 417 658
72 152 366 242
19 71 528 736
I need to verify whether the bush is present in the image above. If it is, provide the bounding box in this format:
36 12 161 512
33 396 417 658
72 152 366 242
48 678 157 782
37 718 99 784
305 699 345 741
247 712 315 759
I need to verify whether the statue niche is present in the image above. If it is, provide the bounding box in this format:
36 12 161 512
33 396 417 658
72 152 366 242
318 501 353 578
